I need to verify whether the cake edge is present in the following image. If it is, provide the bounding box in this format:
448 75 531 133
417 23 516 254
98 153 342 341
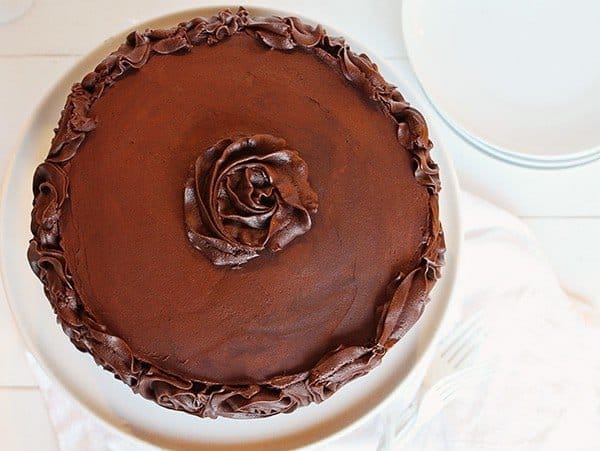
27 7 445 419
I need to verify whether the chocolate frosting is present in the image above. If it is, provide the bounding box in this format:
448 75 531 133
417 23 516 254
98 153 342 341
28 7 445 419
184 134 318 266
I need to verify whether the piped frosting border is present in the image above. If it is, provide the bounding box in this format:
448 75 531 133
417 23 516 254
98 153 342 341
28 7 445 419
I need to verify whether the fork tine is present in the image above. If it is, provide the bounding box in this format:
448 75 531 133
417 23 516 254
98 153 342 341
436 372 488 402
432 363 493 394
434 365 493 396
390 401 418 436
437 370 486 396
446 318 484 353
452 345 478 368
440 310 485 358
448 331 487 368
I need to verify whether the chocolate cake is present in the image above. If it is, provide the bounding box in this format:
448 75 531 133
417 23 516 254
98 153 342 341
28 7 445 419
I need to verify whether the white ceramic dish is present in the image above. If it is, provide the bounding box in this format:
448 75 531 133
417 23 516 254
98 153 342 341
1 6 461 450
403 0 600 169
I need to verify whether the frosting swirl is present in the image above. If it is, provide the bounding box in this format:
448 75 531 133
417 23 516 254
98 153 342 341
184 134 319 266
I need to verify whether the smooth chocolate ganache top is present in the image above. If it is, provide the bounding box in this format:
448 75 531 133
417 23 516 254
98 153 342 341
28 7 445 419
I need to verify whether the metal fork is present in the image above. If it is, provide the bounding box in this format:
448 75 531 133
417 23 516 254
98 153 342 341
393 362 492 446
428 309 489 379
377 309 492 450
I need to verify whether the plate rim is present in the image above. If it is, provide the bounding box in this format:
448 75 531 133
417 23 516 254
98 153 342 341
0 5 463 449
401 0 600 169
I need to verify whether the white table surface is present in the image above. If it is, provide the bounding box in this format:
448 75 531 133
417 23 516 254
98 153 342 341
1 1 598 449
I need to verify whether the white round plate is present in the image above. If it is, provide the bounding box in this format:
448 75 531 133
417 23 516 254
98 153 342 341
403 0 600 169
1 6 461 450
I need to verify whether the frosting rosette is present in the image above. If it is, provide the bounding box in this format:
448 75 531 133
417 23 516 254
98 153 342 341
184 134 319 266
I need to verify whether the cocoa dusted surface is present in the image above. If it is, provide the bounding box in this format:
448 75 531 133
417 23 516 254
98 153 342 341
60 33 429 384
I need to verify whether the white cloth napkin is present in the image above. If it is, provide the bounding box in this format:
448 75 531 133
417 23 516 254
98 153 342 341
29 191 600 450
406 191 600 451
